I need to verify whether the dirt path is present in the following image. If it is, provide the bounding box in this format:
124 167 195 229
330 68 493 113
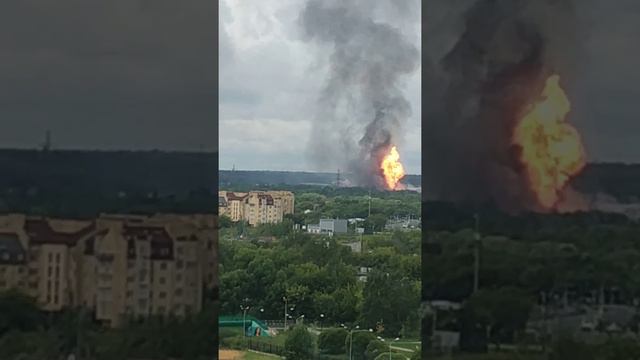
219 349 244 360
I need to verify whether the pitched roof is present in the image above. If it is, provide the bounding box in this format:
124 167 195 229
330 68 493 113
25 219 95 246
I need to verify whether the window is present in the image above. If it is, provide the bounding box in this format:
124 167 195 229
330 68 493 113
159 262 167 270
159 277 166 285
126 290 133 298
56 253 60 263
176 260 184 269
159 292 166 299
175 288 183 297
158 306 166 313
176 274 183 282
48 267 52 277
48 253 52 262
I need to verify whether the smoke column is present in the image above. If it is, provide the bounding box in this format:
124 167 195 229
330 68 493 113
423 0 581 212
300 0 419 188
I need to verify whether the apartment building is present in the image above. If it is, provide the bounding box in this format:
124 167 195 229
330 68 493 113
0 213 216 327
218 190 294 226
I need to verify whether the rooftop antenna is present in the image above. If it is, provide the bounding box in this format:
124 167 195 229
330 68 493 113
232 164 236 172
336 169 341 187
42 130 52 151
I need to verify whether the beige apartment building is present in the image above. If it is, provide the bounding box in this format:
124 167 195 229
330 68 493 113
0 213 216 327
218 190 294 226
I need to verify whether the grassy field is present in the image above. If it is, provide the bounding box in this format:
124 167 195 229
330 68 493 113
431 353 545 360
219 349 283 360
244 351 283 359
392 341 421 352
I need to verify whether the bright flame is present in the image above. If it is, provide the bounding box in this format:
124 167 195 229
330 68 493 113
380 146 406 190
513 74 586 209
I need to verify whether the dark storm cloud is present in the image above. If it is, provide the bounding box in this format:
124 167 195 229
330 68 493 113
423 0 640 209
0 0 216 151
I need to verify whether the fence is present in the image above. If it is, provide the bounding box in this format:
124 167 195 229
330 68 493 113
246 339 285 356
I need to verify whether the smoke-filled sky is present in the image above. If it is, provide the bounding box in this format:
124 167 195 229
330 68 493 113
425 0 640 165
219 0 421 174
0 0 216 152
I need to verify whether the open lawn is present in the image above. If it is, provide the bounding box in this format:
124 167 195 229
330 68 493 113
431 353 545 360
219 349 283 360
391 341 421 352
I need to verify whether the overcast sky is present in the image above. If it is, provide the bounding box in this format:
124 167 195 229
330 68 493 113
0 0 216 152
219 0 422 174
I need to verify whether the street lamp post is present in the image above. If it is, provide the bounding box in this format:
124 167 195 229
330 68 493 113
346 326 373 360
473 213 481 294
283 297 287 330
319 313 325 330
240 303 250 339
388 337 400 360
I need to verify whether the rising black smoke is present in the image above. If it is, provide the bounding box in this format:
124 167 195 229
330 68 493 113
300 0 419 188
423 0 580 212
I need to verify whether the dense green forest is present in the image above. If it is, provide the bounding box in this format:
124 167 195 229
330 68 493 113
218 187 422 359
0 149 217 216
219 187 422 337
424 201 640 356
220 170 422 187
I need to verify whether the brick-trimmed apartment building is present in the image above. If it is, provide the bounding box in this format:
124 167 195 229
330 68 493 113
218 191 294 226
0 213 216 327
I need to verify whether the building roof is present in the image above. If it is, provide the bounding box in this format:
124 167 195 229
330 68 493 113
226 192 248 201
25 219 95 246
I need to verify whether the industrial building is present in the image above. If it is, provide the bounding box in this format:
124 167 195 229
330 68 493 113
307 219 348 236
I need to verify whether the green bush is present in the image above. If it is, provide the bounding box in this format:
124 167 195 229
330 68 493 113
319 328 348 354
219 335 245 350
364 339 388 359
284 325 315 360
346 331 377 360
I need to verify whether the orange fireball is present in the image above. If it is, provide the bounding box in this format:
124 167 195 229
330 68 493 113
381 146 406 190
513 74 586 209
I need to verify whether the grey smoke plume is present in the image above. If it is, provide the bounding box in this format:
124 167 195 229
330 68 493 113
423 0 581 212
300 0 419 188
